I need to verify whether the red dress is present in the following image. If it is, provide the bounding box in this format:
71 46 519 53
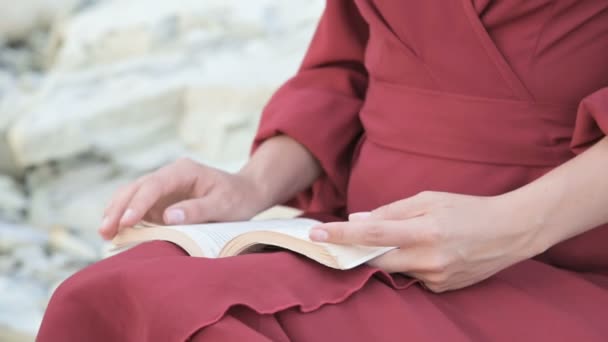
39 1 608 341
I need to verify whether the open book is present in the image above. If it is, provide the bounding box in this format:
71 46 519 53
111 218 395 270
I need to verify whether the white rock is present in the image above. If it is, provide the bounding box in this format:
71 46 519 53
0 277 45 337
51 0 323 69
7 0 322 170
0 176 27 221
47 252 79 271
0 256 17 275
31 252 88 294
26 158 136 235
0 72 43 177
25 155 114 188
110 136 187 173
0 46 35 73
48 227 99 260
0 72 42 121
12 244 50 278
0 25 54 72
0 2 326 338
0 222 48 253
0 323 36 342
180 85 270 165
179 32 313 163
0 70 12 91
8 53 194 169
0 0 78 43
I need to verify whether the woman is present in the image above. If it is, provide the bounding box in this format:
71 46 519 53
38 1 608 341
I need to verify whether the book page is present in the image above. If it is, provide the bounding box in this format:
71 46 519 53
325 245 397 269
165 218 319 257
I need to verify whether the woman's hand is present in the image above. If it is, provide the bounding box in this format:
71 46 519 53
310 191 545 293
99 135 322 241
99 157 269 240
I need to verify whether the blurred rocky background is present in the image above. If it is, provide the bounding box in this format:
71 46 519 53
0 0 322 340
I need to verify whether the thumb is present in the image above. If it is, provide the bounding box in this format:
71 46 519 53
163 197 218 225
372 192 436 220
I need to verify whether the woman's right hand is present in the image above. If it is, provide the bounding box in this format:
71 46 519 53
98 157 270 240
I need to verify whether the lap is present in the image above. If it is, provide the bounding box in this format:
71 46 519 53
38 241 608 342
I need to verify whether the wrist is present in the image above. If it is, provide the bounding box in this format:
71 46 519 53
492 191 553 259
238 135 321 210
237 165 280 210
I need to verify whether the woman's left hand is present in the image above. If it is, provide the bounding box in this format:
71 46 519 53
310 191 545 293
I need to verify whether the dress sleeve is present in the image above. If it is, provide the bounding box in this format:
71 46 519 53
251 1 369 216
571 87 608 154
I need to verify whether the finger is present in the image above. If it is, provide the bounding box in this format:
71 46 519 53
117 160 211 228
372 191 439 220
119 175 170 228
366 249 413 273
348 211 371 221
164 196 220 225
310 217 429 246
367 248 440 274
99 182 141 240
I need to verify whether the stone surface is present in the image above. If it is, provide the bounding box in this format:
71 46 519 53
48 227 99 260
0 1 324 339
181 85 271 164
0 325 35 342
0 0 79 43
26 157 133 235
0 73 41 177
0 43 38 72
51 0 323 70
0 176 27 221
0 223 95 340
0 277 45 338
0 222 48 253
8 55 192 169
0 70 12 90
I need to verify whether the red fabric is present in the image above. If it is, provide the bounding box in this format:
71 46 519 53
252 0 368 216
39 1 608 341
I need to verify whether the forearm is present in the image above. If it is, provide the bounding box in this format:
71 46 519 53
504 137 608 253
239 135 321 210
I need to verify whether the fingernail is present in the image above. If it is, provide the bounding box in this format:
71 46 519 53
310 228 328 242
349 211 371 221
166 209 185 225
120 209 135 225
